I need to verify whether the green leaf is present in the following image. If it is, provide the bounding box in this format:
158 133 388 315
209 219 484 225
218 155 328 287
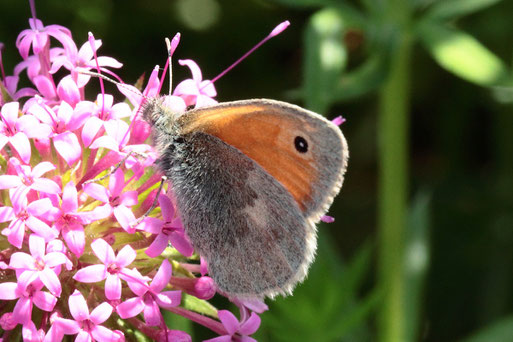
181 293 218 318
303 8 348 113
419 23 508 86
403 191 431 341
461 315 513 342
425 0 504 21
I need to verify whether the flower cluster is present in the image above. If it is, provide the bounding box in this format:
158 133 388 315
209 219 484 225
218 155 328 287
0 3 266 341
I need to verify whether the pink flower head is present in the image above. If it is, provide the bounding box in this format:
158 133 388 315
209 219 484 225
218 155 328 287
173 59 217 108
55 290 120 342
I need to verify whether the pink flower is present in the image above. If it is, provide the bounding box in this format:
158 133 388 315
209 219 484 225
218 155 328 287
50 39 122 88
73 238 138 300
204 310 261 342
55 290 120 342
0 280 57 325
117 260 181 326
0 157 60 204
84 168 138 233
0 190 57 248
140 194 193 258
16 18 75 60
173 59 217 108
9 234 67 297
0 102 35 163
47 181 107 257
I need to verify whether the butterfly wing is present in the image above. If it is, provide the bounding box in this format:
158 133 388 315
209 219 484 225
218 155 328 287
178 99 348 223
163 130 313 298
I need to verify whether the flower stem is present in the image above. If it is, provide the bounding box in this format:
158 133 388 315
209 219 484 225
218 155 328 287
377 6 413 342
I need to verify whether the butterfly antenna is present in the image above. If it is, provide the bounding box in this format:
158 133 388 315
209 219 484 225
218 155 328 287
77 69 149 100
206 20 290 87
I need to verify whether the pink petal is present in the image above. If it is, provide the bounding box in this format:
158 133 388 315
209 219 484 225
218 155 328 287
203 336 232 342
69 290 89 321
113 205 136 232
91 238 115 264
53 131 82 166
0 175 22 189
32 178 61 195
145 233 168 258
73 264 108 283
55 317 80 334
169 231 194 257
13 296 32 324
9 252 35 269
178 59 203 84
109 168 125 196
137 217 163 234
6 218 25 248
89 136 120 151
115 244 136 268
43 252 67 267
110 102 131 119
105 273 121 300
96 56 123 68
57 76 80 107
62 181 78 212
150 259 172 293
10 132 31 163
76 330 92 342
62 225 85 257
22 320 41 342
195 94 218 108
117 297 144 319
143 299 162 326
33 75 57 99
91 325 119 342
33 290 57 312
56 100 74 125
155 290 181 309
29 234 46 259
238 312 261 335
83 183 110 203
16 115 52 139
158 194 175 221
90 302 113 325
0 282 18 299
31 162 57 178
81 116 104 147
40 268 62 297
218 310 239 335
26 216 58 241
27 197 53 216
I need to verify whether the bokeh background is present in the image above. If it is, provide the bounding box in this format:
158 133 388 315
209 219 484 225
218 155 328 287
2 0 513 341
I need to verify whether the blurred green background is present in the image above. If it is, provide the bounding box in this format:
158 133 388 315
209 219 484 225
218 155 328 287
2 0 513 341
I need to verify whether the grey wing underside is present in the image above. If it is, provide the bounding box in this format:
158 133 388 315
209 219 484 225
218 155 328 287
162 131 315 299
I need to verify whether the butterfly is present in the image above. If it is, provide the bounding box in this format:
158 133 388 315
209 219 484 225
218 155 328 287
142 98 348 299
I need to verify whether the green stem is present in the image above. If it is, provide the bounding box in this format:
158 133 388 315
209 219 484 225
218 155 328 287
377 19 413 342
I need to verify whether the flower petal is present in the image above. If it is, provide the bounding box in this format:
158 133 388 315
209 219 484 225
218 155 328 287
73 264 107 283
83 183 110 203
0 282 18 300
115 244 136 268
91 238 115 264
10 132 31 163
33 290 57 312
40 268 62 297
53 131 82 166
90 302 113 325
91 325 119 342
218 310 239 335
105 273 121 300
117 297 144 319
238 312 261 336
150 259 172 293
69 290 89 321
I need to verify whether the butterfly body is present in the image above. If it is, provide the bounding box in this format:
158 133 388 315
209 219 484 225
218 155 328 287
143 98 348 299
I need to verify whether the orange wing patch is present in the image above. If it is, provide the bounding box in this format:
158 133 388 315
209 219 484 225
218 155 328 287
179 104 318 212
